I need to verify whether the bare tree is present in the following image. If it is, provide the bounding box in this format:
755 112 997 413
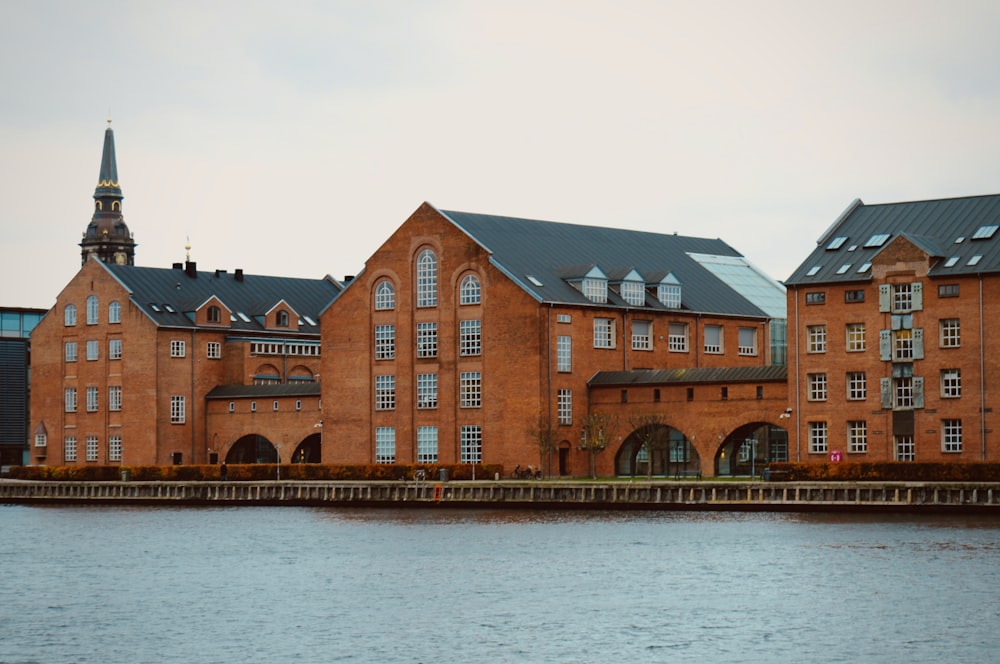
527 417 557 478
578 412 619 479
628 413 669 480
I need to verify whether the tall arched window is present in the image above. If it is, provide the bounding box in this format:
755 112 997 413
277 310 290 327
86 296 99 324
460 274 481 305
416 249 438 308
64 304 77 326
108 301 121 324
374 280 395 310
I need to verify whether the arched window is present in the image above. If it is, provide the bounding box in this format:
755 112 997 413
64 305 77 326
86 296 99 324
108 301 121 324
277 310 289 327
112 201 121 211
374 280 395 310
207 306 221 323
416 249 437 307
460 274 481 305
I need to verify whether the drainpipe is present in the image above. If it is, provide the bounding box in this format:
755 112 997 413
980 275 987 460
792 287 801 461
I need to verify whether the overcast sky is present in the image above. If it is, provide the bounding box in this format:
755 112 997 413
3 0 1000 309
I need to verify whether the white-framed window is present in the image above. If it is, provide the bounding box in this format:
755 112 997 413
894 328 914 360
64 436 77 462
658 275 681 309
416 249 438 307
846 323 865 351
807 325 827 353
809 421 828 454
668 322 689 352
375 427 396 463
86 340 99 361
34 431 47 448
251 401 257 412
416 322 438 358
941 368 961 398
557 389 572 425
847 372 866 400
375 324 395 360
273 400 279 412
848 421 867 454
892 283 913 312
65 341 77 363
207 305 222 323
109 338 122 360
375 375 395 410
461 425 482 464
276 310 290 327
228 402 235 413
374 280 395 310
704 324 723 354
631 320 652 350
620 277 644 306
86 295 99 324
85 386 98 412
557 335 572 372
594 318 615 349
64 304 76 326
808 373 827 401
65 387 77 413
460 274 481 305
170 395 186 423
940 318 960 348
417 373 438 409
460 372 482 408
417 426 438 463
207 341 222 359
85 435 99 461
170 340 186 358
738 327 757 356
583 275 607 303
460 319 481 356
109 434 122 461
556 313 572 324
942 419 962 453
109 301 121 324
895 435 915 461
895 377 914 408
109 385 122 412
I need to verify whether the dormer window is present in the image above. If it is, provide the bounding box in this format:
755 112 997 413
277 310 289 327
657 273 682 309
581 267 607 304
207 306 221 323
619 269 644 306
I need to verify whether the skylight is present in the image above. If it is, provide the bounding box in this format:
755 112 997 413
864 233 890 248
526 275 543 287
972 224 999 240
164 305 176 313
944 256 960 267
857 262 872 273
686 253 786 318
149 303 161 312
826 236 848 250
237 312 251 323
806 265 821 276
967 255 983 266
303 315 317 326
836 264 851 274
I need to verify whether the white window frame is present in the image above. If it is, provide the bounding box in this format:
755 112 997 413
460 425 482 464
86 295 99 325
583 276 607 304
86 339 99 361
620 279 644 306
940 318 960 348
109 385 122 412
86 386 99 412
64 436 77 462
808 373 827 401
594 318 615 349
460 274 482 305
416 426 438 463
416 322 438 358
207 341 222 359
170 340 186 358
65 387 77 413
848 421 867 454
416 249 438 308
375 375 395 410
109 434 122 461
65 341 77 363
895 435 915 461
109 301 121 324
631 320 652 351
375 280 395 311
668 322 689 352
557 389 572 425
942 419 962 453
375 427 396 463
557 335 572 372
738 327 757 356
847 372 866 400
417 373 438 409
109 338 122 360
375 324 395 360
807 325 827 353
941 368 961 398
846 323 865 352
170 395 186 424
86 435 99 462
459 319 481 356
809 421 828 454
64 304 76 326
460 372 482 408
704 324 723 354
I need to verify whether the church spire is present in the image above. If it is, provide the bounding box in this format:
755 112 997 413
81 119 136 266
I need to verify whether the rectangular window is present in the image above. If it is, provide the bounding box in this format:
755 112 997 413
895 436 915 461
808 373 827 401
894 328 913 360
893 283 913 312
807 325 827 353
942 419 962 453
659 283 681 308
938 284 959 298
417 426 438 463
848 421 867 454
86 435 99 462
461 425 483 464
64 436 77 462
620 280 644 306
556 313 572 324
895 377 914 408
65 387 77 413
846 323 866 352
170 395 186 423
109 434 122 461
738 327 757 356
844 289 865 303
416 322 438 358
847 372 866 400
417 373 438 409
460 371 482 408
207 342 222 359
583 277 607 303
64 305 76 326
170 340 186 358
109 338 122 360
594 318 615 349
86 339 99 361
557 335 572 372
375 375 396 410
86 386 99 412
703 324 723 354
940 368 961 398
375 427 396 464
87 297 99 325
459 319 481 356
668 322 689 352
65 341 77 362
557 389 572 425
805 292 826 304
374 324 395 360
940 319 960 348
809 421 828 454
631 320 652 350
109 385 122 412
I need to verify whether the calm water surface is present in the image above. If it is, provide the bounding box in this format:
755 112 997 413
2 505 999 663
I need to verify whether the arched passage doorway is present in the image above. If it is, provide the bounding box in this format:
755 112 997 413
615 424 700 477
226 434 277 464
292 433 321 463
715 422 788 477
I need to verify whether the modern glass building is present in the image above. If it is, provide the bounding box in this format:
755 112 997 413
1 308 46 466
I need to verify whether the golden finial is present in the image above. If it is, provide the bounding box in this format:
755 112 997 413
185 236 191 262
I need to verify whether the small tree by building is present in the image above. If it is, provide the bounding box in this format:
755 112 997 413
628 413 669 480
578 412 619 479
527 417 557 478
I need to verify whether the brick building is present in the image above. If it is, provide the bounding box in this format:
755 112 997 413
785 195 1000 463
321 203 788 477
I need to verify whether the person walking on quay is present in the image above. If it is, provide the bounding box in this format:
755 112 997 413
220 463 228 482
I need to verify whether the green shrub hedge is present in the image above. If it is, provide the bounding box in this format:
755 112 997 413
767 462 1000 482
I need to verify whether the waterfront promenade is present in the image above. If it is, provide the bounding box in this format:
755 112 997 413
2 478 999 512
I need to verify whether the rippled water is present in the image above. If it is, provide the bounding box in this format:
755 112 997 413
2 505 999 663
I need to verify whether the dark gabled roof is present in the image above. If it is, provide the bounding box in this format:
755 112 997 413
438 208 785 318
102 262 341 333
589 365 788 387
205 383 321 399
786 194 1000 285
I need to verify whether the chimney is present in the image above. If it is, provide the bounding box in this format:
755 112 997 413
215 269 226 278
185 261 197 278
235 268 244 282
172 262 183 270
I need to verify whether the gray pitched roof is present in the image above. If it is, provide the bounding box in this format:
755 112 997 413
101 262 341 333
438 208 784 318
589 365 788 386
206 383 321 399
786 194 1000 285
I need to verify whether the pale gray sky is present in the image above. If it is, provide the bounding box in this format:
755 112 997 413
3 0 1000 308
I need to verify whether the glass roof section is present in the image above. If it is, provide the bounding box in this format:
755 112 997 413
972 224 999 240
826 236 848 250
864 233 890 248
686 253 786 318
